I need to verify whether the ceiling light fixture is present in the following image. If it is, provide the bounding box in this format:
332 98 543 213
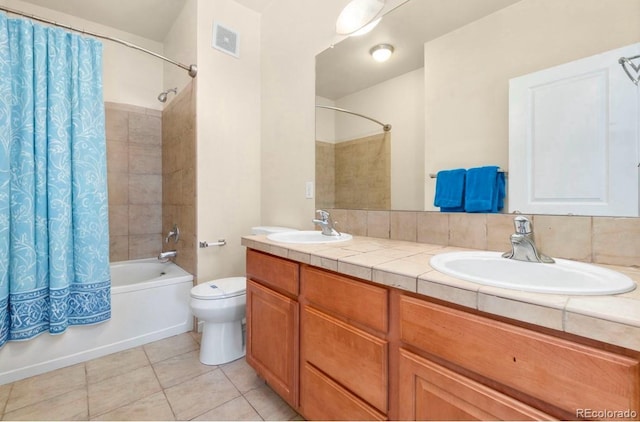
370 44 394 62
336 0 385 36
350 17 382 37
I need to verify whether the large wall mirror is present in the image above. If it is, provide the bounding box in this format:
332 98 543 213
315 0 640 216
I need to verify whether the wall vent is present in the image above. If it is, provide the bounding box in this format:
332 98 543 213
212 22 240 58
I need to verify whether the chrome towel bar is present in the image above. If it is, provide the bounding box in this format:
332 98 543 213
199 239 227 248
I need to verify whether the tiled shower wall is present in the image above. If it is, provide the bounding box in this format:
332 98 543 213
316 132 391 210
106 103 163 262
326 209 640 268
162 82 197 276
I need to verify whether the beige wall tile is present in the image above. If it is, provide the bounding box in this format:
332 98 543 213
334 134 390 209
108 205 128 236
109 235 129 262
129 113 161 145
487 213 523 252
161 83 196 273
129 205 162 235
367 210 390 239
534 215 592 262
129 143 161 175
391 211 417 242
346 209 367 236
106 141 128 173
417 212 448 245
107 172 128 205
449 213 487 250
129 175 162 205
593 217 640 266
129 234 162 259
105 108 128 142
107 103 165 262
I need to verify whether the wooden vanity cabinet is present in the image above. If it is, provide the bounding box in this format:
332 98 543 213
299 265 389 420
246 250 299 408
398 348 554 421
246 248 640 421
398 295 640 420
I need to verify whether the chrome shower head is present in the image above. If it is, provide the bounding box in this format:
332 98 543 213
157 87 177 103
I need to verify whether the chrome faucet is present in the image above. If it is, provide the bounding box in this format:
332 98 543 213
502 216 554 263
165 224 180 244
158 250 177 262
312 209 340 236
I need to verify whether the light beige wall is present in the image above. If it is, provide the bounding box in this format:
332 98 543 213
335 68 424 210
162 0 197 104
1 0 164 110
260 0 414 228
195 0 262 281
260 0 350 230
424 0 640 210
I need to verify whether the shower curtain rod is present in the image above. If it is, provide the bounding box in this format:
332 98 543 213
0 5 197 78
316 104 392 132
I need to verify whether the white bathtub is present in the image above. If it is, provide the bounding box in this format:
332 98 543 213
0 258 194 385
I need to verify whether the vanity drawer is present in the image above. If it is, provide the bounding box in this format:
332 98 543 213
302 305 388 413
301 265 388 333
399 296 640 416
246 249 299 296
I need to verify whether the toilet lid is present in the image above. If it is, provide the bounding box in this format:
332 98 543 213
190 277 246 300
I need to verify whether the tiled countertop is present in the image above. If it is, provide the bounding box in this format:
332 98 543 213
242 234 640 353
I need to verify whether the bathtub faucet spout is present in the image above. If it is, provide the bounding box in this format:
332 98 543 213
158 250 177 262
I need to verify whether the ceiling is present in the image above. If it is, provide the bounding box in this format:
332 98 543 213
316 0 520 100
14 0 519 99
18 0 273 42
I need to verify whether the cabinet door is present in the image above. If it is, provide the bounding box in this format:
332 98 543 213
246 279 298 407
399 349 554 421
399 296 640 416
300 362 386 421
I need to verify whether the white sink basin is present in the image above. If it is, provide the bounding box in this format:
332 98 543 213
430 251 636 295
267 230 353 244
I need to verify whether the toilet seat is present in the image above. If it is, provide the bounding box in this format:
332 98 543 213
190 277 246 300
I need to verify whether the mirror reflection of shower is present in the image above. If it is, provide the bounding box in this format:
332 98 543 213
157 87 177 103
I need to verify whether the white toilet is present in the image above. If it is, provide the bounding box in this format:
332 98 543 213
189 226 296 365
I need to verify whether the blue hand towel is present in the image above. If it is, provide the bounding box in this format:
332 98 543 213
434 169 466 212
464 166 505 213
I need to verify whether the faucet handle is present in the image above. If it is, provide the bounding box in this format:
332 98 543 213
315 209 330 222
514 216 532 235
165 224 180 243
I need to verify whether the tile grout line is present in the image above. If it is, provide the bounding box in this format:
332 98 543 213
144 344 179 421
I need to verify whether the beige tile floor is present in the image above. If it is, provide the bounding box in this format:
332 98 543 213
0 333 301 421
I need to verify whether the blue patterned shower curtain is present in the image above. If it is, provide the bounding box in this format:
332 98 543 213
0 14 111 349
